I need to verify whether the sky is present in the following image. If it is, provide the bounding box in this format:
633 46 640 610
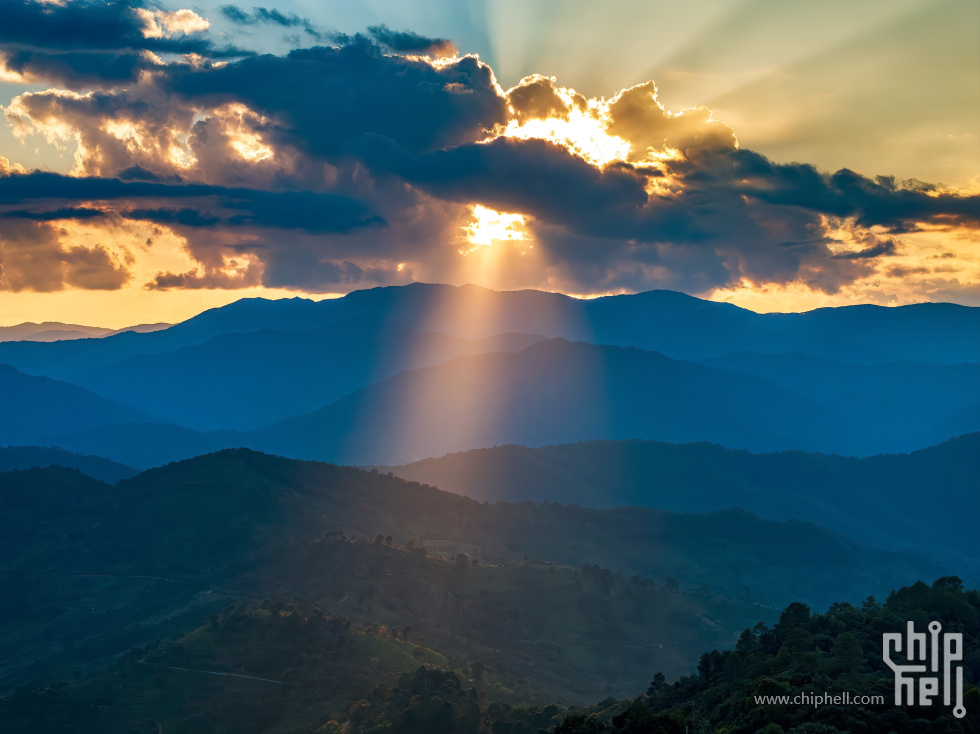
0 0 978 327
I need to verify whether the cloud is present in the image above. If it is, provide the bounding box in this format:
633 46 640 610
0 49 154 86
1 14 977 301
134 7 210 39
505 75 586 124
367 24 456 57
219 5 325 40
0 171 385 234
0 0 245 86
0 171 387 292
607 81 738 157
727 152 980 230
162 41 507 156
0 217 130 292
0 155 26 175
0 1 219 54
6 206 108 221
831 239 897 260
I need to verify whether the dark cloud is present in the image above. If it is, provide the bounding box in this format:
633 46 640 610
0 0 238 55
351 135 648 230
831 239 898 259
340 133 869 293
117 166 184 183
0 1 181 53
367 24 456 56
0 172 385 234
726 151 980 229
1 48 150 86
125 207 222 227
5 206 108 221
163 41 506 156
220 5 325 40
146 265 261 290
0 0 247 86
886 265 930 278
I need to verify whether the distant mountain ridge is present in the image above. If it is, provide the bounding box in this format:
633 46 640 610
0 446 137 483
0 321 171 343
1 285 977 381
0 283 976 471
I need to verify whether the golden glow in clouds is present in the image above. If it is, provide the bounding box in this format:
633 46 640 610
135 8 209 39
497 96 630 168
461 205 531 254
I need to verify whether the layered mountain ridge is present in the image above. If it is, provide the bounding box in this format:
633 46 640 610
1 284 976 467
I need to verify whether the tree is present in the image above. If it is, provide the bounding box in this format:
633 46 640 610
933 576 964 593
831 631 864 676
646 672 667 697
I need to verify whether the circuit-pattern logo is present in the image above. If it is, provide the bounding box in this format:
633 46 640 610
883 621 965 718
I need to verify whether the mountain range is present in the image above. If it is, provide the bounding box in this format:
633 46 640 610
0 445 137 484
2 284 978 379
0 321 171 343
0 284 976 467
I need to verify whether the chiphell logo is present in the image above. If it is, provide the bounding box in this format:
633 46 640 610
883 621 965 718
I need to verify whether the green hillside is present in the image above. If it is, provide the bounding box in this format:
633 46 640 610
0 449 972 732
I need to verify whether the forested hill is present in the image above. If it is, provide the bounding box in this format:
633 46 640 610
4 579 976 733
0 449 959 704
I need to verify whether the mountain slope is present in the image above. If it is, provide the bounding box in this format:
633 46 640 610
0 446 137 483
73 320 545 430
1 449 949 610
0 448 964 730
26 334 975 467
245 338 847 464
385 434 980 560
697 351 980 445
0 364 156 445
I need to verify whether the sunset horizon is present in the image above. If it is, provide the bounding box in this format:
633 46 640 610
2 0 978 326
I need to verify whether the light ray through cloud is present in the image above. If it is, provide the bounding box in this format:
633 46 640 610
0 0 977 325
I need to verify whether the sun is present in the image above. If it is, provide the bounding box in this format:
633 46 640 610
461 205 531 254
